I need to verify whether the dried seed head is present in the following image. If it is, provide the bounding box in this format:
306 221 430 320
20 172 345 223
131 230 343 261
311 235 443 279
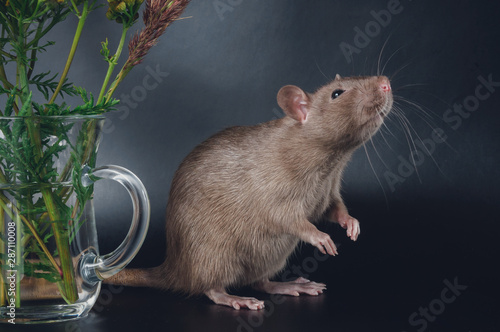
124 0 190 69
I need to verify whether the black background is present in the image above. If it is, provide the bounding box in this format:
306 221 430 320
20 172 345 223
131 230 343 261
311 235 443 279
4 0 500 331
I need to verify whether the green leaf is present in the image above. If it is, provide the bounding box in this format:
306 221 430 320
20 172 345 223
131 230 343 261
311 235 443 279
33 87 118 116
0 86 19 116
100 38 111 63
43 232 53 243
69 216 86 244
30 71 77 101
23 261 62 283
17 91 33 116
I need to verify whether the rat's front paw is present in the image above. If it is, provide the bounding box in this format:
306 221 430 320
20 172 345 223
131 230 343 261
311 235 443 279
306 230 338 256
338 215 360 241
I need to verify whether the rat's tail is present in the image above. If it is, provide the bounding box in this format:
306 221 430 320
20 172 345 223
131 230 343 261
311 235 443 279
103 263 171 290
19 264 170 301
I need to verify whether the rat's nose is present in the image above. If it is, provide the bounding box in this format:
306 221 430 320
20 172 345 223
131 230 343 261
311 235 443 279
379 77 391 92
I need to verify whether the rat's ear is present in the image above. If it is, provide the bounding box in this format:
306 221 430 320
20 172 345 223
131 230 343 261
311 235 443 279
335 74 342 80
277 85 310 124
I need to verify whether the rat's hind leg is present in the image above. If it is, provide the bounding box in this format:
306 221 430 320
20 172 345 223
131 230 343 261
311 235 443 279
205 288 265 310
253 277 326 296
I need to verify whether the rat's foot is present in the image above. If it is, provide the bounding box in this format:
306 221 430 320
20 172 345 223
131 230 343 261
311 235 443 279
205 288 265 310
253 277 326 296
305 228 338 256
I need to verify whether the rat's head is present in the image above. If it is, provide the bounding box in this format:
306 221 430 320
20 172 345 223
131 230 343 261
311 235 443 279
277 75 393 148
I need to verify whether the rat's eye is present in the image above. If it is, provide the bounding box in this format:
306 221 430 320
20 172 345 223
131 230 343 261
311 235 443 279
331 89 345 100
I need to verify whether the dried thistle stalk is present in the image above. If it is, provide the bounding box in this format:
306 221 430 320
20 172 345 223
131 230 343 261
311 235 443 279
105 0 190 101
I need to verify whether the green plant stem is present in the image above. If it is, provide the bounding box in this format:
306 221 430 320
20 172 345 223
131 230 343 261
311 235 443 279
14 209 21 307
41 188 78 303
26 8 70 49
0 62 18 114
15 22 39 137
14 18 78 303
21 223 50 259
0 194 62 277
104 64 132 103
97 26 129 104
0 49 15 60
15 40 31 108
0 204 5 306
56 118 98 200
0 169 6 185
0 62 14 90
26 8 71 80
26 21 45 80
69 0 81 16
48 1 89 105
0 170 8 307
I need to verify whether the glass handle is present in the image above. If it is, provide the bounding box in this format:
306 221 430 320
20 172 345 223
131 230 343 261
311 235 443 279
80 165 150 285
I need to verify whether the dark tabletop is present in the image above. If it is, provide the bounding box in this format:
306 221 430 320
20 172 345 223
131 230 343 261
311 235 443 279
2 200 499 332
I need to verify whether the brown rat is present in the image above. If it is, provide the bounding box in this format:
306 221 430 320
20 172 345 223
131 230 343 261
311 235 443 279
104 74 393 310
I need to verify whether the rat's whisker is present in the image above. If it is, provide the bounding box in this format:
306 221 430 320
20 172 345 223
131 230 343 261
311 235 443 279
363 143 389 207
377 32 393 76
377 121 397 151
382 44 407 76
389 60 414 82
369 136 390 169
392 108 421 182
314 57 333 82
380 105 405 143
393 83 429 91
393 99 438 129
393 105 449 178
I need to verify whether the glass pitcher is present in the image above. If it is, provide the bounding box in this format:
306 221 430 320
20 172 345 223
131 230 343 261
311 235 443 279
0 115 149 324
